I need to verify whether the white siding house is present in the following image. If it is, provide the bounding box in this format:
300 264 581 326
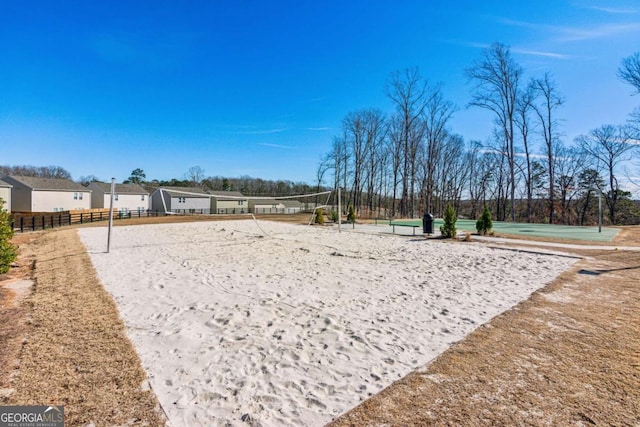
248 198 284 214
150 187 211 214
2 176 91 212
210 191 248 214
248 199 302 214
0 179 11 212
281 200 303 213
88 182 149 213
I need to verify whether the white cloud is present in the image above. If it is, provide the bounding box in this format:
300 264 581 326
557 22 640 42
511 48 570 59
582 5 639 14
258 143 296 150
238 128 288 135
440 39 568 59
438 39 490 50
495 16 640 42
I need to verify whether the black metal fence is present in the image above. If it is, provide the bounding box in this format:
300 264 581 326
10 206 318 233
11 209 162 232
171 208 312 215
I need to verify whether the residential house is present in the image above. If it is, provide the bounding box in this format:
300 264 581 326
210 191 248 214
0 179 11 211
249 198 284 214
88 182 149 214
2 175 91 212
150 186 211 214
281 200 303 214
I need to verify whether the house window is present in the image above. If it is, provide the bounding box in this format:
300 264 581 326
115 194 119 201
73 192 78 200
141 195 145 201
79 193 83 200
238 200 244 206
178 197 186 203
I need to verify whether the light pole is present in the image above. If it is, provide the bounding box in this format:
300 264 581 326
597 189 602 233
589 187 603 233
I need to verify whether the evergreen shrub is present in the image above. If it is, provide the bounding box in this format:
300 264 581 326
440 203 457 238
0 198 17 274
476 205 493 236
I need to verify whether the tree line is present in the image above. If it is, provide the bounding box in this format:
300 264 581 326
0 165 72 180
124 166 319 196
319 43 640 225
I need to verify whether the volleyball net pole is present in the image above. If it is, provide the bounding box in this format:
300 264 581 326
337 186 341 233
107 178 115 253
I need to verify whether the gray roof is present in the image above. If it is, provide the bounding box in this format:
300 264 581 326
281 200 303 208
3 175 88 192
158 186 209 197
209 190 246 200
89 182 148 194
0 179 11 188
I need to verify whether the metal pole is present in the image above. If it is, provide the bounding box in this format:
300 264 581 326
107 178 115 252
337 186 341 233
598 190 602 233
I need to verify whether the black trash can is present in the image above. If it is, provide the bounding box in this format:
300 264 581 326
422 213 434 234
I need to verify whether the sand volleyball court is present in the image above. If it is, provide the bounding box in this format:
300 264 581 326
79 220 576 426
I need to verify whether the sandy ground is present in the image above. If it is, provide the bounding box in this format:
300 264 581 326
0 229 165 425
78 220 575 426
1 215 639 426
330 248 640 426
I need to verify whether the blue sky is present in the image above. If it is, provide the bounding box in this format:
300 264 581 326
1 1 639 185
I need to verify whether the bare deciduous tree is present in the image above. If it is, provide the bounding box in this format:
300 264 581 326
530 73 564 224
386 114 404 217
515 86 535 222
553 144 588 224
576 124 635 224
0 165 72 180
618 52 640 93
386 67 430 217
422 84 456 214
618 52 640 142
466 43 522 221
185 166 205 188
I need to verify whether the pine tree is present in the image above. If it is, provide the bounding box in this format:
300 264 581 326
347 205 356 228
440 203 457 238
476 205 493 235
0 198 17 274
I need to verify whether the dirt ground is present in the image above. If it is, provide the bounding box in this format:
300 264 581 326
0 229 166 425
1 216 639 426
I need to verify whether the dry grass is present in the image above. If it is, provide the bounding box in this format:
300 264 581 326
330 232 640 426
0 233 36 397
1 216 639 426
0 229 165 425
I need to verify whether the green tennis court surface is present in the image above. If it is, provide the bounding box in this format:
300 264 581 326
389 219 619 242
